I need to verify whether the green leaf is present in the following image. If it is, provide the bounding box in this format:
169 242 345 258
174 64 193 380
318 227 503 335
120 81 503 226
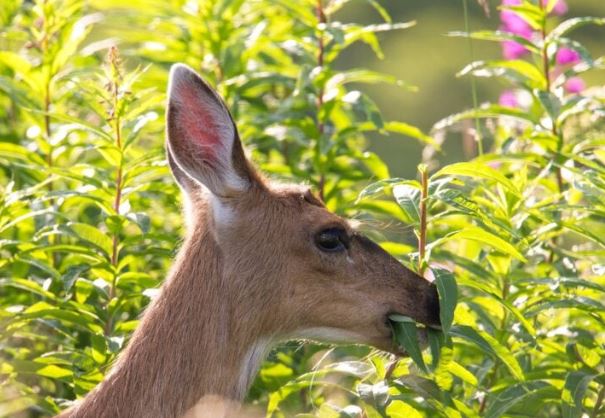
325 69 405 89
433 162 518 194
361 151 390 179
458 60 546 88
447 361 478 387
392 184 421 224
3 360 73 380
395 374 443 401
535 90 561 120
433 268 457 335
447 30 539 53
0 143 47 166
427 328 445 369
0 278 58 301
384 121 438 148
526 296 605 316
386 400 422 418
357 178 406 201
389 315 428 373
18 302 103 334
561 371 595 418
432 104 539 131
65 223 114 258
484 381 556 418
365 0 392 23
547 17 605 42
450 325 524 381
441 227 526 262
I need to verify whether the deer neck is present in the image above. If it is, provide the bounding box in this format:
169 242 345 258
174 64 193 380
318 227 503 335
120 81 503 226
71 214 270 418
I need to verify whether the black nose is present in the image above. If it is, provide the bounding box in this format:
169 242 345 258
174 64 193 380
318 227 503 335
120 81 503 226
425 283 441 327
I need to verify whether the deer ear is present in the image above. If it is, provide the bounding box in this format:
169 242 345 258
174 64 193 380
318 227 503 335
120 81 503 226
166 64 252 197
166 143 201 194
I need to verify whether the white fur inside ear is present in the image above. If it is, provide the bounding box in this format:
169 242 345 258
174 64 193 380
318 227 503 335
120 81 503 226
222 169 248 194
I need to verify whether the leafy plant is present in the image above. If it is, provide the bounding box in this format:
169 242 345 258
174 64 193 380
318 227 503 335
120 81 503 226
361 1 605 416
1 0 604 417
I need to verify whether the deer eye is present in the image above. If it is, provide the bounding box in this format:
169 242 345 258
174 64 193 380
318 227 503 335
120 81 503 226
315 228 348 253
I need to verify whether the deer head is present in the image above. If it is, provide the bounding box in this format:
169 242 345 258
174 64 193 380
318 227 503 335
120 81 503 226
166 63 440 353
59 64 440 418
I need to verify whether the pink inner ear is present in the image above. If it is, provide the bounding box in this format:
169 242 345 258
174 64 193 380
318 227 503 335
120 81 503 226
174 81 226 163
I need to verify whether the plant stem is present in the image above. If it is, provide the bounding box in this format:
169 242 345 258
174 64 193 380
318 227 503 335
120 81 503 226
105 47 124 336
537 2 564 266
540 33 551 93
44 83 53 174
316 0 326 201
44 81 60 269
462 0 483 155
418 165 428 276
538 2 564 193
591 386 605 418
40 18 59 268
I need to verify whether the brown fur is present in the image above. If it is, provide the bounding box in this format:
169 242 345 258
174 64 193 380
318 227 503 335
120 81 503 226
56 65 439 418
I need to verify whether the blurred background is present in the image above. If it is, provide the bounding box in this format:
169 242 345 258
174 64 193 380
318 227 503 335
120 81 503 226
337 0 605 177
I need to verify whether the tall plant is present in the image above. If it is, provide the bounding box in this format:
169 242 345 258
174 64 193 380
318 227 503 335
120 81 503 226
1 0 430 416
361 1 605 416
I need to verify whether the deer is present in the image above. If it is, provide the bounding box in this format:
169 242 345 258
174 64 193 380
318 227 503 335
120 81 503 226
56 64 440 418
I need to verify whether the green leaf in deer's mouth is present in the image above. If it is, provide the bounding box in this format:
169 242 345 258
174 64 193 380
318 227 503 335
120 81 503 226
388 315 428 373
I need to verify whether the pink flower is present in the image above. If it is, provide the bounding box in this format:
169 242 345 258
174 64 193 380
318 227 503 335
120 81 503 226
499 90 518 107
502 40 529 59
564 77 585 94
556 48 581 65
500 11 533 37
542 0 568 16
500 0 533 37
500 0 533 59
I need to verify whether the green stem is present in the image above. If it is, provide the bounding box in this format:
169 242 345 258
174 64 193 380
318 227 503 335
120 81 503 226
316 0 326 201
538 1 564 193
418 165 428 276
105 47 124 336
591 386 605 418
41 20 59 269
462 0 483 156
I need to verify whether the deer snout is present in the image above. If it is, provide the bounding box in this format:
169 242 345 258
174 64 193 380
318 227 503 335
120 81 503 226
351 233 441 329
387 277 440 330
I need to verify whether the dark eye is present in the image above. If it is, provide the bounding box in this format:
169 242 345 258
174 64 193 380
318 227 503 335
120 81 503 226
315 228 348 253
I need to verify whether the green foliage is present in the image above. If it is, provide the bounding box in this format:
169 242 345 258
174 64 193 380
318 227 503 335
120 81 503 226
1 0 604 417
361 1 605 417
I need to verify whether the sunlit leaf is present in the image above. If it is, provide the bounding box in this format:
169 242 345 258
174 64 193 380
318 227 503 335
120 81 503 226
441 227 526 262
450 325 524 381
484 381 556 418
547 17 605 42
